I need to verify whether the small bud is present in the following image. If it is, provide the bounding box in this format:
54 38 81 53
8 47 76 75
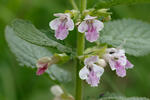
36 57 51 75
53 53 69 64
97 8 109 13
36 57 51 68
36 53 69 75
97 59 107 67
51 85 64 97
102 15 111 22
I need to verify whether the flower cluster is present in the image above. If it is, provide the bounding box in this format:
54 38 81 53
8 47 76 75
49 13 104 42
36 11 134 88
79 48 134 87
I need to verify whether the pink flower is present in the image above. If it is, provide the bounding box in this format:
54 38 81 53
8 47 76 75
79 56 104 87
104 48 134 77
78 15 104 42
49 13 74 40
36 57 52 75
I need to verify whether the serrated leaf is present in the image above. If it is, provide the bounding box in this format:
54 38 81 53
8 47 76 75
99 96 150 100
99 19 150 56
5 26 71 83
10 19 73 54
99 93 150 100
94 0 150 9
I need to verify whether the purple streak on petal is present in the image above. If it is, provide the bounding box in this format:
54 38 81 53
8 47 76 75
117 55 127 66
36 63 48 75
86 69 99 87
85 24 99 42
125 60 134 69
55 21 69 40
115 61 126 77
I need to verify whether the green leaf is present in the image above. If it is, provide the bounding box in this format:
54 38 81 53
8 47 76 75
99 96 150 100
94 0 150 9
99 19 150 56
5 26 71 83
10 19 73 54
99 93 150 100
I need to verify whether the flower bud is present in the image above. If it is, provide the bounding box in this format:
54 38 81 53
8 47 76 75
36 57 52 75
53 53 69 64
97 59 107 67
36 57 51 68
36 53 69 75
51 85 64 97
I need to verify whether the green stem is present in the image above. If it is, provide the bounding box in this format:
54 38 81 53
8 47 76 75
75 0 86 100
80 0 86 13
69 0 78 10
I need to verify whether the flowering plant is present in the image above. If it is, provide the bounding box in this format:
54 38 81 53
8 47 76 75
5 0 150 100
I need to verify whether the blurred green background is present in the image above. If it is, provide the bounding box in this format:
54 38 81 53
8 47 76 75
0 0 150 100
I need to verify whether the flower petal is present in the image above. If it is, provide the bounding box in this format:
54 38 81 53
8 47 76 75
84 56 99 65
85 30 99 42
67 19 74 31
49 18 61 30
78 21 88 33
125 60 134 69
108 59 116 70
36 63 48 75
55 22 69 40
115 62 126 77
54 13 66 18
84 15 97 20
117 55 127 66
93 64 104 77
93 20 104 31
86 68 100 87
79 66 89 80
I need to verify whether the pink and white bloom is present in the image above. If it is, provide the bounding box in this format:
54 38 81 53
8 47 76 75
78 15 104 42
104 48 134 77
36 57 51 75
49 13 74 40
79 56 104 87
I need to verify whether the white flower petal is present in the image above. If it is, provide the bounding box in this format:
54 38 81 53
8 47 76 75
78 21 88 33
54 13 66 17
84 56 99 65
67 19 74 31
109 59 116 70
79 66 89 80
49 18 61 30
93 64 104 78
117 55 127 66
84 15 97 20
94 20 104 31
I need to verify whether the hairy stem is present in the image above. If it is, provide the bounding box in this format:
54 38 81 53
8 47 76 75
69 0 78 10
75 0 86 100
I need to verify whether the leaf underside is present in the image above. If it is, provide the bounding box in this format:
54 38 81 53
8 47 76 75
94 0 150 9
11 19 73 54
99 96 150 100
5 26 71 83
99 19 150 56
